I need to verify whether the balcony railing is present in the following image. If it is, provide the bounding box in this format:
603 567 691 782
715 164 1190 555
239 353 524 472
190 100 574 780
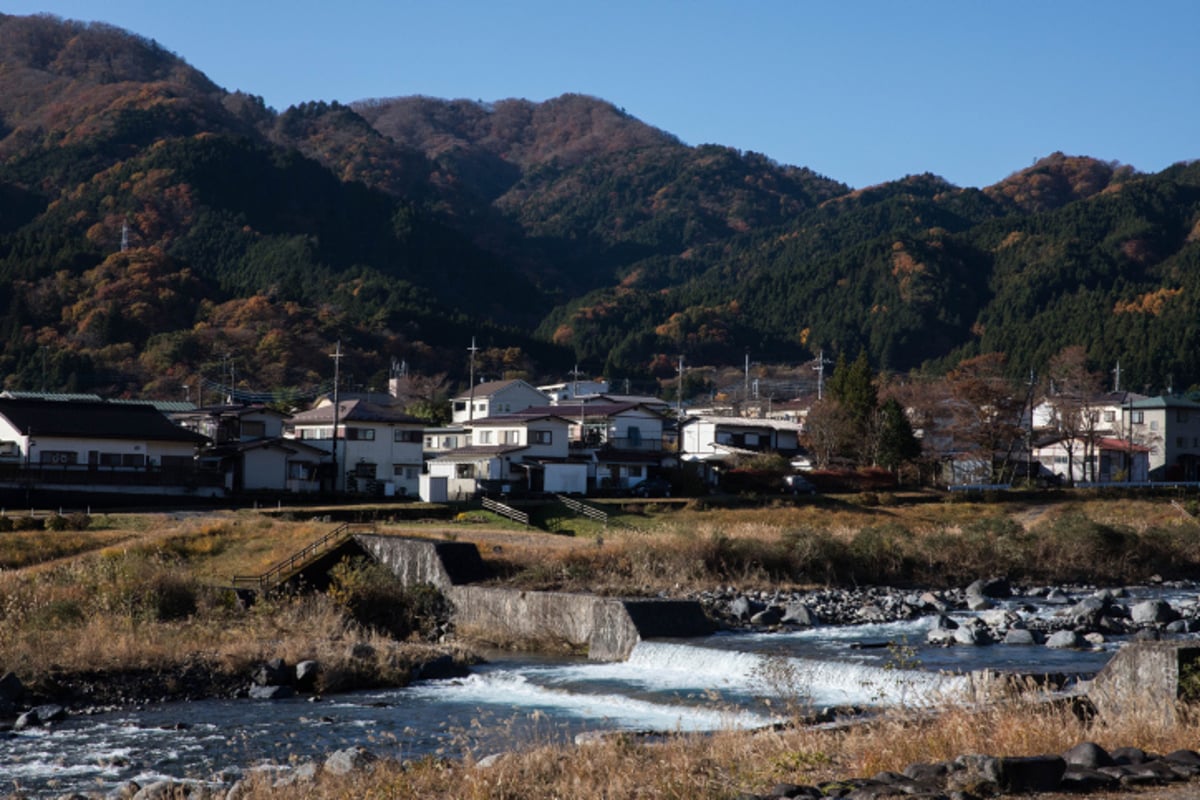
569 436 664 452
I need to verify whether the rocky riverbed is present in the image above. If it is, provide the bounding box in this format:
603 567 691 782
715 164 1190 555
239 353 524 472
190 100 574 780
698 577 1200 650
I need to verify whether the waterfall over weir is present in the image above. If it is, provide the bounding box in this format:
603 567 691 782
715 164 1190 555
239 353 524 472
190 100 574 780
624 640 971 709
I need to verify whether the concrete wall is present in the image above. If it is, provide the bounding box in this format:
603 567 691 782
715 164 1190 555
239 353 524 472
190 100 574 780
353 535 487 590
355 533 714 660
1088 641 1200 725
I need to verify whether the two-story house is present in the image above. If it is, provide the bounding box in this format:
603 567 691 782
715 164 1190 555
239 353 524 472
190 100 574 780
0 397 218 496
1126 395 1200 481
427 413 579 498
450 380 549 424
286 400 426 496
514 402 671 493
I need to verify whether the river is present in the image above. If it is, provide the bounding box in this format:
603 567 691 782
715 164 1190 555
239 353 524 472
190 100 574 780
3 585 1196 796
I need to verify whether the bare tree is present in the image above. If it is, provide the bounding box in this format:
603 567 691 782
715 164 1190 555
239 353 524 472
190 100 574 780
1044 346 1103 485
946 353 1027 483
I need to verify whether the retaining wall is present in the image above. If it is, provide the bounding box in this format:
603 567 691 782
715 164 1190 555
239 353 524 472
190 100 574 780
355 534 713 660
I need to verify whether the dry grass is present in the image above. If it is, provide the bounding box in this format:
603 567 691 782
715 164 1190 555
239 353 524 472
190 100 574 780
226 695 1200 799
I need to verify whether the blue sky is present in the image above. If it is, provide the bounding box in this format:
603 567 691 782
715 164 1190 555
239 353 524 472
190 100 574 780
5 1 1198 189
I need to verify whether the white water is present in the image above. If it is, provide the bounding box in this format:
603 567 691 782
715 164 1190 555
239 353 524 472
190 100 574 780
3 594 1191 797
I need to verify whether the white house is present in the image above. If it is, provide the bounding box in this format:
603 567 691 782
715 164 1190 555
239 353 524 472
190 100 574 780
1032 435 1150 484
450 379 549 423
515 402 671 493
286 400 426 496
679 415 804 485
428 413 581 497
0 398 218 496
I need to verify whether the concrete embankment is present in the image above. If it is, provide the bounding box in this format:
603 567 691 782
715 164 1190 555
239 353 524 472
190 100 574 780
352 534 714 660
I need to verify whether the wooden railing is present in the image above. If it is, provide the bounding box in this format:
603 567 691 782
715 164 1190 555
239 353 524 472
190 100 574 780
481 496 529 526
555 494 608 526
231 521 376 590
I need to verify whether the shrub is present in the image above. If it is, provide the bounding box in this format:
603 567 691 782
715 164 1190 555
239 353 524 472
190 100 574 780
329 557 450 640
44 514 68 531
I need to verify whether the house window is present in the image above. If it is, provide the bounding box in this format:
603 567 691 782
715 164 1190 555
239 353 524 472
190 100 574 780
288 462 314 480
629 465 644 478
354 462 376 478
1103 411 1115 423
394 429 422 443
501 430 520 444
442 436 456 448
424 436 435 448
241 421 266 438
345 427 375 441
1150 420 1159 432
40 451 77 465
456 463 473 478
453 401 467 413
1132 411 1145 424
478 430 493 444
533 430 553 445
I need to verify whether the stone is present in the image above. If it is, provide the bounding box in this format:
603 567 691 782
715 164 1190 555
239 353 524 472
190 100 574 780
781 601 818 626
1002 628 1036 645
248 684 295 700
1043 588 1072 605
1059 767 1119 792
1066 595 1109 627
274 761 319 787
253 658 290 687
953 625 988 646
966 577 1011 598
324 745 377 776
1130 599 1177 625
767 783 822 798
0 671 23 703
1110 746 1149 765
751 607 784 626
294 660 320 691
965 594 994 611
1062 741 1115 768
997 755 1066 793
1045 630 1082 649
728 596 755 621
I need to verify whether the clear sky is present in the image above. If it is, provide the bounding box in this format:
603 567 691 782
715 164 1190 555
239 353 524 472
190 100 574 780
5 1 1198 189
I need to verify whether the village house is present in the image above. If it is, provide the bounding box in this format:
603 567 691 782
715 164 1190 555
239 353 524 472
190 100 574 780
514 402 672 493
1031 435 1150 484
678 415 804 485
285 399 426 496
1127 395 1200 481
0 397 218 496
450 379 549 423
425 413 579 499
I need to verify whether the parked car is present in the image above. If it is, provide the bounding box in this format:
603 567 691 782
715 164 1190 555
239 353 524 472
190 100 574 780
783 474 817 495
630 477 672 498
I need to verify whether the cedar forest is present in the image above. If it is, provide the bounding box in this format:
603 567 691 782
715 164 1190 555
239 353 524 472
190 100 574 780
1 13 1200 413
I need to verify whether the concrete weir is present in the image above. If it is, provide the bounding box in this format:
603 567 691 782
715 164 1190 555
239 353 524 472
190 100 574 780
353 534 714 661
1088 640 1200 725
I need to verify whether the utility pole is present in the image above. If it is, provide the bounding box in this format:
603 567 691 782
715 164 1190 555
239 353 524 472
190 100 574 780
330 341 343 493
744 348 750 403
1112 360 1121 393
467 337 479 422
813 349 832 400
676 355 685 418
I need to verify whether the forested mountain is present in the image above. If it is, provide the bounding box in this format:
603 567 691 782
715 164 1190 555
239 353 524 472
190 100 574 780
0 12 1198 402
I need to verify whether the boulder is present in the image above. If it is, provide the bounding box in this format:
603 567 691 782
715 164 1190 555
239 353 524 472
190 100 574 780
966 577 1011 598
751 607 784 626
997 755 1066 793
416 653 469 681
1059 767 1119 793
294 660 320 691
728 596 757 621
324 746 377 776
1002 628 1037 645
1045 630 1082 649
1066 595 1110 628
1043 588 1073 605
918 592 948 613
965 594 994 611
253 658 291 687
1130 599 1177 625
249 684 295 700
781 601 818 627
1063 741 1115 769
